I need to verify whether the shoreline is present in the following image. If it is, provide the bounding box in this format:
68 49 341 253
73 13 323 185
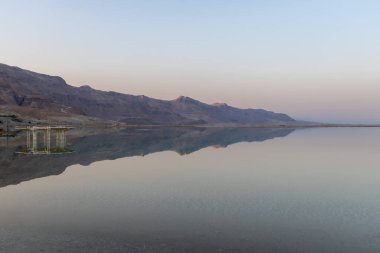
3 124 380 134
100 124 380 129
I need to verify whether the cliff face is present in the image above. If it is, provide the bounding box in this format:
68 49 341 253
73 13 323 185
0 63 295 125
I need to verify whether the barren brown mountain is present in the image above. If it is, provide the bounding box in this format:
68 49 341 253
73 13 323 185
0 63 295 126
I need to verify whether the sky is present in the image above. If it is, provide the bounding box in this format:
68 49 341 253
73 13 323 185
1 0 380 123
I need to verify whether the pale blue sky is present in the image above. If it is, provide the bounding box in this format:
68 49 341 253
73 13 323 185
1 0 380 123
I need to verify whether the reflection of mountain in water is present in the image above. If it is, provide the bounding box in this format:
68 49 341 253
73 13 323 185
0 127 294 188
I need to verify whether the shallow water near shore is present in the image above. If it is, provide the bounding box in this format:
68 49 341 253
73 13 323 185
0 127 380 253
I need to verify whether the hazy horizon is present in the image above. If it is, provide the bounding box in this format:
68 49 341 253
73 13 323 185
1 0 380 124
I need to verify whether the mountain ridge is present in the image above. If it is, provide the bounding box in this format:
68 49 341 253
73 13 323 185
0 63 296 126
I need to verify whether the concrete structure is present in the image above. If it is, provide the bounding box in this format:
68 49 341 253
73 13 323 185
16 126 74 155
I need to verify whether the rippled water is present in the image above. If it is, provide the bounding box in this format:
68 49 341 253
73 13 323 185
0 127 379 252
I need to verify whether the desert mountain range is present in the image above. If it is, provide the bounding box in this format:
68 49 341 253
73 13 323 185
0 63 295 126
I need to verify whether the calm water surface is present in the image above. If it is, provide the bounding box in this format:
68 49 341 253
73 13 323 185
0 127 379 252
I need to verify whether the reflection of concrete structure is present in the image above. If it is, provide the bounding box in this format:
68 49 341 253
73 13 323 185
17 126 74 155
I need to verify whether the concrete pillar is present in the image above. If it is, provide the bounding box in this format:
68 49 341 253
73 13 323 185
46 127 51 153
42 131 46 147
26 130 30 150
32 128 37 152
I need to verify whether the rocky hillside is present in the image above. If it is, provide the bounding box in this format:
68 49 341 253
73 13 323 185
0 63 295 126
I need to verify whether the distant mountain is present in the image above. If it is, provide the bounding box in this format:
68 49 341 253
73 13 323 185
0 63 295 126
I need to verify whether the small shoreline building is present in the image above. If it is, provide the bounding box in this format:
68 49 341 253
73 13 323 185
15 126 74 155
